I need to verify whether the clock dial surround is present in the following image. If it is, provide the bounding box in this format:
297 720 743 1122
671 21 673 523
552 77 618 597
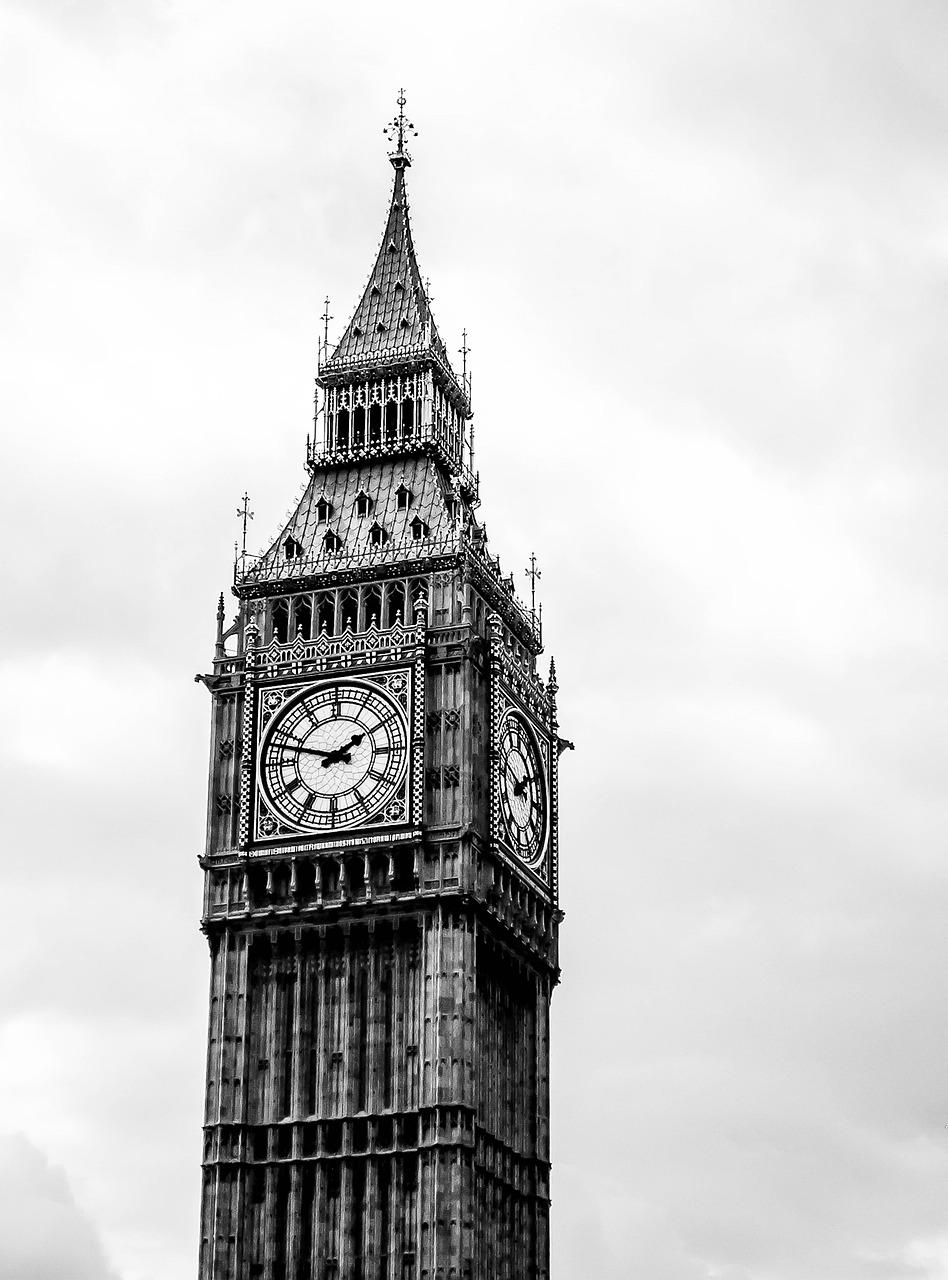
259 679 409 832
497 711 548 866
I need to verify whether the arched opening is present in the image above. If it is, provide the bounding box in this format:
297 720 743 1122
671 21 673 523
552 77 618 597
401 397 414 439
385 400 398 444
353 405 366 448
340 589 358 632
369 403 382 446
271 599 289 643
385 582 405 627
335 409 349 451
362 584 382 628
293 595 312 639
316 592 335 635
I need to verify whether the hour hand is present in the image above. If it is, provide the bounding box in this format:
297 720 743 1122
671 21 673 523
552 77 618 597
512 776 530 797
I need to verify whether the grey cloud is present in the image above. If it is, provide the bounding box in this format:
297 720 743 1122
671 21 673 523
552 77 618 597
0 1134 120 1280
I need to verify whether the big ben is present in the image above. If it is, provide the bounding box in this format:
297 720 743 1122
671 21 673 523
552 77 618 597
196 94 564 1279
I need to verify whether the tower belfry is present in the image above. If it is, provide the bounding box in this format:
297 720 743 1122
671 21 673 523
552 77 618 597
197 96 563 1279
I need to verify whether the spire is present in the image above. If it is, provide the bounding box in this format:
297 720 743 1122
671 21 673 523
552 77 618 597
318 92 468 413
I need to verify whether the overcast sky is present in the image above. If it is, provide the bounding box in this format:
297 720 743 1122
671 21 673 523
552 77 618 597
3 0 948 1276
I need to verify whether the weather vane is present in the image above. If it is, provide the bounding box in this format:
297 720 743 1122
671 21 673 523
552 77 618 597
383 88 417 165
526 552 542 619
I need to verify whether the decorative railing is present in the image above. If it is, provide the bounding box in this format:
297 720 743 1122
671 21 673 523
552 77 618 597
249 618 425 674
306 428 479 499
236 533 463 586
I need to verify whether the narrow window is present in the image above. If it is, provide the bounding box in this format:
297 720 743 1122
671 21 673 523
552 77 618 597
410 516 429 541
283 536 302 560
355 491 373 518
369 403 382 446
323 530 342 553
369 521 388 547
396 484 412 510
316 497 333 523
401 397 414 438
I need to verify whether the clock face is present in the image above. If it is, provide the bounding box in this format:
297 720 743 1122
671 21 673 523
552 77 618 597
259 679 409 831
498 712 547 865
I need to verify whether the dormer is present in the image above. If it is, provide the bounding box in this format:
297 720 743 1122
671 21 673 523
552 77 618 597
396 483 412 511
323 529 343 553
409 516 429 541
283 536 303 560
369 521 389 546
316 495 334 523
355 490 373 518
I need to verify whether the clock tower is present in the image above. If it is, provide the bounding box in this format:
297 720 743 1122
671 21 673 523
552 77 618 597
196 96 563 1279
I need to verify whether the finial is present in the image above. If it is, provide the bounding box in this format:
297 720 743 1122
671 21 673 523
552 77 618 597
526 552 542 621
214 592 226 658
319 297 333 362
236 491 254 571
459 329 471 398
383 88 417 169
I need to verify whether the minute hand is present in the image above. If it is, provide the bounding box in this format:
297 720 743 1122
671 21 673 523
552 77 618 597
276 742 336 759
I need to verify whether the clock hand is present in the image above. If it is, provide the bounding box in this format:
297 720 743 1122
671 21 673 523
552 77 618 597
319 733 366 768
276 742 335 759
512 775 530 797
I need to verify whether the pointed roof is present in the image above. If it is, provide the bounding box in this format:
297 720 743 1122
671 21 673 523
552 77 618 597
318 154 469 413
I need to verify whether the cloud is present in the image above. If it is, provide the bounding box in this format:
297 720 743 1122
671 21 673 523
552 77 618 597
0 1133 120 1279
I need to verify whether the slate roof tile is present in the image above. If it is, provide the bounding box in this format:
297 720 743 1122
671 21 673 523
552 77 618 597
244 456 457 585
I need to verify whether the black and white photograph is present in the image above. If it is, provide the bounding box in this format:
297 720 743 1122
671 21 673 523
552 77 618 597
2 1 947 1277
